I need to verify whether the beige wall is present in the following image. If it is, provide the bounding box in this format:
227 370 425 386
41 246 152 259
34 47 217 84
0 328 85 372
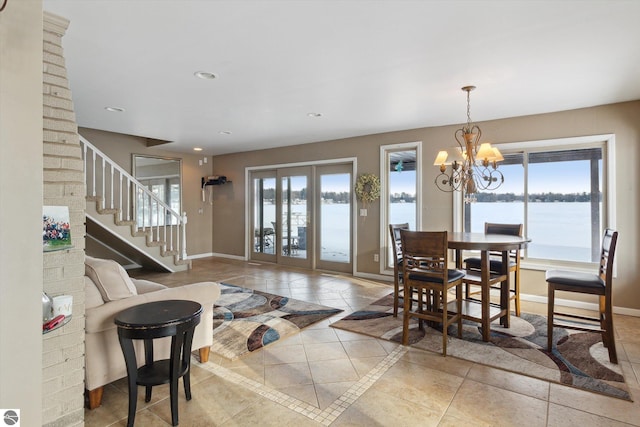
0 1 44 425
80 128 215 257
210 101 640 311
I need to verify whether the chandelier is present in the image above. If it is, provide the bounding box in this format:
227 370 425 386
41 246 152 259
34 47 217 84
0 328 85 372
434 86 504 203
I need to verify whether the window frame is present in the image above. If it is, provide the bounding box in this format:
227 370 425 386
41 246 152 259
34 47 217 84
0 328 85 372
453 134 616 272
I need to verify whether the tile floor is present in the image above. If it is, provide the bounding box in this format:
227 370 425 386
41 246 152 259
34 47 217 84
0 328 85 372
86 257 640 426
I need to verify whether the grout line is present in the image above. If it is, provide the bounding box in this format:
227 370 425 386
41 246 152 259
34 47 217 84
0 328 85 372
194 345 408 425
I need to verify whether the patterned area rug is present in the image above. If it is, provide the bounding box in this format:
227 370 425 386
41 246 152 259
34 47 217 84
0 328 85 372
211 283 343 360
330 293 632 401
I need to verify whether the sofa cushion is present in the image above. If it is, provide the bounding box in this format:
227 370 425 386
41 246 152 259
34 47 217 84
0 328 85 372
85 256 137 302
84 276 105 309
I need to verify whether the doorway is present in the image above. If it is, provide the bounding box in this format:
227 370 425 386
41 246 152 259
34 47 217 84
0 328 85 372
249 162 353 273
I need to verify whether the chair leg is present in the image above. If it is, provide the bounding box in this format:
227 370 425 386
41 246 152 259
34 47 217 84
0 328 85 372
442 287 448 356
602 295 618 364
456 283 463 339
199 346 210 363
393 278 399 317
514 268 521 317
402 283 411 346
86 387 104 409
547 283 554 352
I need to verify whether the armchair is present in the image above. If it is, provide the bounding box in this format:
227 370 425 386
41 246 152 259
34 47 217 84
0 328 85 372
83 256 220 409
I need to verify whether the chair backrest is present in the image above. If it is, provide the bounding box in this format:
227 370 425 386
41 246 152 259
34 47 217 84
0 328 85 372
600 228 618 294
485 222 523 260
400 229 449 282
485 222 523 237
389 223 410 266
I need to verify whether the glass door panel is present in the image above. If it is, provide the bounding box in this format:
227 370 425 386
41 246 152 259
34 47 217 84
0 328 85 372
251 172 277 262
316 164 352 272
278 167 311 268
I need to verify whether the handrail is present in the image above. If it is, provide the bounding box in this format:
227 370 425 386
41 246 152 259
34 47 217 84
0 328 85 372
80 135 188 261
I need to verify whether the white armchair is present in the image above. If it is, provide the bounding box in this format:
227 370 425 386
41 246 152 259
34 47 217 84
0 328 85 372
83 257 220 409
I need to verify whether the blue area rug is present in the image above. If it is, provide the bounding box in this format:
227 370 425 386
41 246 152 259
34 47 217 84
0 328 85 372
210 283 343 360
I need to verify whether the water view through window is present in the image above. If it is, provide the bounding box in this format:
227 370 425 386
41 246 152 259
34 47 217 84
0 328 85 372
464 148 603 263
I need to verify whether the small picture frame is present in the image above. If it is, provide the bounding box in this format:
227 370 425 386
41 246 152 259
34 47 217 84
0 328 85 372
43 206 73 252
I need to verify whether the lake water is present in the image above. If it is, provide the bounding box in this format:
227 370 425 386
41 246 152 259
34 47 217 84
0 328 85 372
259 201 597 263
391 202 596 262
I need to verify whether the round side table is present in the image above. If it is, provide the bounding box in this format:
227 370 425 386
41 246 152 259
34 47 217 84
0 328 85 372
115 300 203 427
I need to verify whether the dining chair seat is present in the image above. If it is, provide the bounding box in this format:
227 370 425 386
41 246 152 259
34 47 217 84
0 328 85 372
545 270 604 289
408 269 465 284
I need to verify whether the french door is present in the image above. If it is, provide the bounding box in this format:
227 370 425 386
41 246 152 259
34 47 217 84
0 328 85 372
251 167 312 269
250 163 352 272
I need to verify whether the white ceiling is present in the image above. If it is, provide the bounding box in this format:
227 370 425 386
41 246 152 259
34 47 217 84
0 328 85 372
43 0 640 156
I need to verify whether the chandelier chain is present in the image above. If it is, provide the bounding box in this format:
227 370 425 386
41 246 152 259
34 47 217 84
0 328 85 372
466 89 472 129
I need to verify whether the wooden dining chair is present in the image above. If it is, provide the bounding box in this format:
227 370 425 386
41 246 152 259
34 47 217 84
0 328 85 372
400 230 464 356
464 222 523 316
389 223 410 317
546 228 619 364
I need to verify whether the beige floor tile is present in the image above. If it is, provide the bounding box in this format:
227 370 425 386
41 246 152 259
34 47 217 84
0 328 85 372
305 342 349 361
110 409 170 426
623 341 640 363
349 356 388 377
263 343 308 365
549 382 640 425
300 327 340 344
547 402 634 427
146 374 263 425
466 363 550 401
224 398 322 427
275 383 319 407
314 381 356 410
341 339 388 359
332 387 444 427
400 347 473 378
373 360 463 413
264 361 314 388
446 379 548 427
308 359 360 384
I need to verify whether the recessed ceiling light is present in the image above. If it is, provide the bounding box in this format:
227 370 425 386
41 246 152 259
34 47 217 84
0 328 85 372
219 131 232 135
193 147 203 152
307 112 322 118
105 106 125 112
194 71 217 80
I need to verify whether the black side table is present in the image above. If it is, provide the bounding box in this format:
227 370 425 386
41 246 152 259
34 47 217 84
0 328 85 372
115 300 203 427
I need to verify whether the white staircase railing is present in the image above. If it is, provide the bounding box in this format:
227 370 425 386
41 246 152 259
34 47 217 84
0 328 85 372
80 135 188 262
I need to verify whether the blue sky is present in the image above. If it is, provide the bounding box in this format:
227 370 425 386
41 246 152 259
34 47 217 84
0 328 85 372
318 159 597 195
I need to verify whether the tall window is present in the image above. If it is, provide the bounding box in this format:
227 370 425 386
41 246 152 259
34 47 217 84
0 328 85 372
460 135 614 266
381 142 422 271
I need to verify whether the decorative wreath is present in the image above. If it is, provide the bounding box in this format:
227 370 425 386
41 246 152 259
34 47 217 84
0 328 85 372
355 173 381 204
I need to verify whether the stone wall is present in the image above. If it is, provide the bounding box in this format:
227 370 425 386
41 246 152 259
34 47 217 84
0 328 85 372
42 12 86 426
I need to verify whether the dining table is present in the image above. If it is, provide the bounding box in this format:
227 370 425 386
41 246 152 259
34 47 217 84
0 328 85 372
447 232 531 342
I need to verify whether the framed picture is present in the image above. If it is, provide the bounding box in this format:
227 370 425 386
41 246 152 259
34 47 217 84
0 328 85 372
43 206 73 252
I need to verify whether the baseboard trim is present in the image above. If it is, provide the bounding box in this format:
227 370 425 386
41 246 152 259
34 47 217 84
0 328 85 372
520 293 640 317
189 252 247 261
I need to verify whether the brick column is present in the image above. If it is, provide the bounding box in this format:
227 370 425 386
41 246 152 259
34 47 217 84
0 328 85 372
42 12 86 426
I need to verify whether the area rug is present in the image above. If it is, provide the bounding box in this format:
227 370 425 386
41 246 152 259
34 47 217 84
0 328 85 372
330 293 632 401
211 283 343 360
